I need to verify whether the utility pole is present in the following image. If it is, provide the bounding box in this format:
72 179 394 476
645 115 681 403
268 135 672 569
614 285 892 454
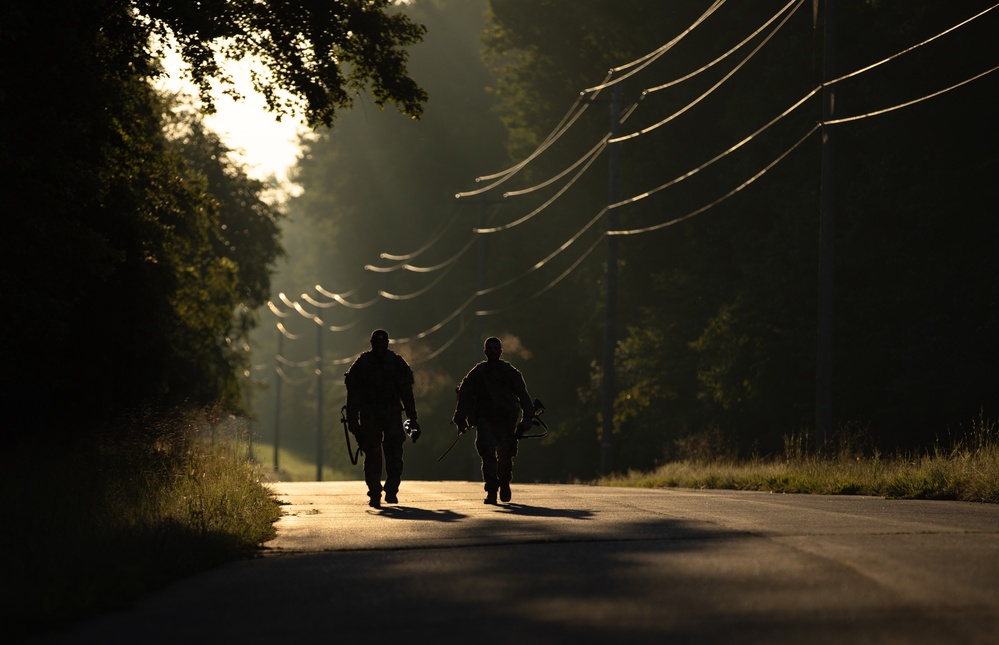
477 194 488 359
314 315 324 481
816 0 837 450
272 328 283 472
600 85 622 475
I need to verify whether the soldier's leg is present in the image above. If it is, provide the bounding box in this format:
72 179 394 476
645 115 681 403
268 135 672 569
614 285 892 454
497 433 516 485
358 417 384 505
496 418 518 502
475 419 499 498
383 414 406 502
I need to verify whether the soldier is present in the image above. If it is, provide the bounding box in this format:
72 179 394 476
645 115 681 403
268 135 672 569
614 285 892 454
344 329 420 508
452 336 534 504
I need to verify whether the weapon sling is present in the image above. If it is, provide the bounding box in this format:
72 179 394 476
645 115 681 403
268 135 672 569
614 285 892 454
436 428 465 462
439 398 549 462
517 398 549 439
340 405 362 465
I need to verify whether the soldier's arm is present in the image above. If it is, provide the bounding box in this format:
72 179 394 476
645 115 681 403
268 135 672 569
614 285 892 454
452 368 478 427
344 360 362 431
398 357 418 420
512 367 535 426
512 367 534 416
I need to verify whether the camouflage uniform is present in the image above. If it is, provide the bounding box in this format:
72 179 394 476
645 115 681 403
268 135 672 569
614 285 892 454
344 338 417 505
453 353 533 500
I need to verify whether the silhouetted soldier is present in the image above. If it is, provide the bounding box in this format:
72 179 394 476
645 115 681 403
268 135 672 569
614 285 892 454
452 336 534 504
344 329 420 508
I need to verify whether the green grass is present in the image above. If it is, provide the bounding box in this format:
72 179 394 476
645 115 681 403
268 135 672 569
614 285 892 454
3 406 282 642
598 415 999 504
250 440 357 482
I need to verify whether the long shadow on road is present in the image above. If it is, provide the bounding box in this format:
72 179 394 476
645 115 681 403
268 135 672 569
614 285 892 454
30 486 997 645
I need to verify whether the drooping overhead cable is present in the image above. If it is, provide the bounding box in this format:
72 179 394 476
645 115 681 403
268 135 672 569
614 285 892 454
474 137 609 234
643 0 802 95
825 3 999 88
610 87 820 209
583 0 728 94
611 0 803 144
366 236 478 274
379 260 460 301
377 210 461 263
824 64 999 125
608 125 821 236
475 234 606 317
276 322 301 340
476 208 606 296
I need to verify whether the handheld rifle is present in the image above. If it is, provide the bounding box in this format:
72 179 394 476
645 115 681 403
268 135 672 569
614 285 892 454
340 405 362 465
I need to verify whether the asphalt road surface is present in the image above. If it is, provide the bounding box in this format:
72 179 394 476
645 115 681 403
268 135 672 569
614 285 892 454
31 481 999 644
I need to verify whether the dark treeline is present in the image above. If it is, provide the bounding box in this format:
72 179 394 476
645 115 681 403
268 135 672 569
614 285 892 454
1 1 426 441
259 0 998 480
488 0 999 470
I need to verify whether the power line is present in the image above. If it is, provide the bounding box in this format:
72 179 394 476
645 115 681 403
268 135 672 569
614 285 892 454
266 300 289 317
501 134 610 199
377 210 461 262
474 233 606 317
609 124 821 236
475 208 606 297
366 235 478 273
392 294 477 344
275 365 312 386
582 0 728 93
378 260 460 300
474 137 609 233
610 87 820 209
276 354 315 368
455 99 597 197
314 288 380 309
643 0 802 95
607 58 999 236
276 321 301 340
610 0 804 143
825 3 998 87
408 317 469 365
824 64 999 125
266 2 998 363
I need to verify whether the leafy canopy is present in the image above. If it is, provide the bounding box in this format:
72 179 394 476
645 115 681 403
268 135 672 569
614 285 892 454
137 0 428 126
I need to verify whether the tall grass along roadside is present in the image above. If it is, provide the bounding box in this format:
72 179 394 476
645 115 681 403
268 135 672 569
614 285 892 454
2 406 282 642
600 413 999 504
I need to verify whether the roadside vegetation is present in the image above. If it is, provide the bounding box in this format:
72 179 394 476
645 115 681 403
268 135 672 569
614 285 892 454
253 441 356 483
600 414 999 504
5 407 281 642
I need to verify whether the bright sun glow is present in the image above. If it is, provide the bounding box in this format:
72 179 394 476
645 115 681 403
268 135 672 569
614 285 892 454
158 49 305 196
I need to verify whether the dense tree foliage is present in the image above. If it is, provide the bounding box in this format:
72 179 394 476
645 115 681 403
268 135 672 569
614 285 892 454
479 0 998 469
139 0 427 127
0 1 426 438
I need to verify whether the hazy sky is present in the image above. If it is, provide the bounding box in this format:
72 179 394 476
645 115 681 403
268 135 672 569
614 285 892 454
160 51 305 189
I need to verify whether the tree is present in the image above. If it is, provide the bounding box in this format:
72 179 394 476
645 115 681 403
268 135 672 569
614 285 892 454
141 0 428 127
0 0 427 436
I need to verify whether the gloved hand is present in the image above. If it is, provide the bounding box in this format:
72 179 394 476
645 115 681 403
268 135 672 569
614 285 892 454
455 420 469 435
348 420 360 437
515 419 532 439
406 419 422 443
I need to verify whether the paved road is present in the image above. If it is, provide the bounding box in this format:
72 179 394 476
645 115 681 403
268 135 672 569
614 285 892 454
31 481 999 644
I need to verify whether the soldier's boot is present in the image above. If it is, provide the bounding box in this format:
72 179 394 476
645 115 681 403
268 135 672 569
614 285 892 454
499 483 512 503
